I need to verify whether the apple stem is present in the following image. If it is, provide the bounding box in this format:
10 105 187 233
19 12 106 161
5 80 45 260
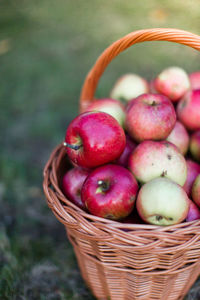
63 142 82 150
151 100 157 106
98 180 110 192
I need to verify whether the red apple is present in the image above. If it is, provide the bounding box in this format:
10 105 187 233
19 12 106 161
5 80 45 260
154 67 190 102
64 111 126 168
110 73 149 102
190 130 200 162
189 72 200 90
62 167 90 209
128 140 187 186
183 160 200 196
125 93 176 142
192 174 200 208
136 177 189 226
177 89 200 130
84 98 126 127
115 135 137 167
81 164 138 220
186 199 200 222
166 121 189 155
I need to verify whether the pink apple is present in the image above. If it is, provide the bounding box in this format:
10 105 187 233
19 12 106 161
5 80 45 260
62 167 90 209
183 160 200 196
136 177 189 225
177 89 200 130
166 121 189 155
190 130 200 162
84 98 126 127
125 93 176 142
81 164 138 220
128 140 187 186
125 98 135 113
154 67 190 102
116 135 137 167
189 72 200 90
192 174 200 208
110 73 149 102
186 199 200 222
64 111 125 168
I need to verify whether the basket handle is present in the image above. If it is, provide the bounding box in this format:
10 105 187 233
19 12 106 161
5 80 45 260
79 28 200 112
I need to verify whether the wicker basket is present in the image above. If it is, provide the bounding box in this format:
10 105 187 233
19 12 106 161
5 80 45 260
43 28 200 300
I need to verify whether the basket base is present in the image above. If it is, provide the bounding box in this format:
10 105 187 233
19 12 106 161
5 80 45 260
67 229 200 300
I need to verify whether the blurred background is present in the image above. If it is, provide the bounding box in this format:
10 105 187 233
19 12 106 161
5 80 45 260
0 1 200 299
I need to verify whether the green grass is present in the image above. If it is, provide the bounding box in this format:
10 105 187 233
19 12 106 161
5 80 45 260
0 0 200 299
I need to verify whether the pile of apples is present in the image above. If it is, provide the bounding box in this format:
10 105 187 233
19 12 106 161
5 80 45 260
62 67 200 226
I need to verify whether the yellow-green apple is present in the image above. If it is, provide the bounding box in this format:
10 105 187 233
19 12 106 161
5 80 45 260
192 174 200 208
64 111 125 168
128 140 187 186
116 135 137 167
190 130 200 162
125 93 176 142
81 164 138 220
136 177 189 225
84 98 126 127
183 160 200 196
166 121 189 155
110 73 149 102
154 66 190 102
62 167 90 209
177 90 200 130
186 199 200 222
189 72 200 90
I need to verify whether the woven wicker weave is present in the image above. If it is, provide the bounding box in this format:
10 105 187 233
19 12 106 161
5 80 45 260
43 28 200 300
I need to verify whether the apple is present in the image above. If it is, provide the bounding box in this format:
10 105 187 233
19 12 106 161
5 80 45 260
166 121 189 155
128 140 187 186
183 160 200 196
189 72 200 90
62 167 90 209
116 135 137 167
177 89 200 130
84 98 126 127
110 73 149 102
125 98 135 113
186 199 200 222
192 174 200 208
64 111 126 168
190 130 200 162
125 93 176 142
81 164 138 220
136 177 189 226
154 66 190 102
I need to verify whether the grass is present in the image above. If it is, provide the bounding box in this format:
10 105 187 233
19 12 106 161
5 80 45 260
0 0 200 299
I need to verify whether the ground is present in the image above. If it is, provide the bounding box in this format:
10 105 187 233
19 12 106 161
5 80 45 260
0 1 200 299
